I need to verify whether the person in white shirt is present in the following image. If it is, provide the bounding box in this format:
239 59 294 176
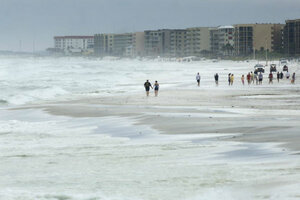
286 71 290 79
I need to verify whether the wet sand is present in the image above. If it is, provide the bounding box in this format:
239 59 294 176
19 86 300 152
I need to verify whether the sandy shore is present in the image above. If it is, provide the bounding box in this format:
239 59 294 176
16 86 300 152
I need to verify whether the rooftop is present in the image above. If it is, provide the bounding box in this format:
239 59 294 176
54 36 94 39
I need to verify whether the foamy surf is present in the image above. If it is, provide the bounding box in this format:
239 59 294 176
1 57 300 200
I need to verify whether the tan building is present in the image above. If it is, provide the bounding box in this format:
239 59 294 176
234 24 284 56
169 29 187 57
132 32 145 57
185 27 211 56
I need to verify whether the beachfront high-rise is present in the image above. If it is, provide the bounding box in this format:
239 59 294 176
52 19 300 58
94 32 144 57
144 28 212 57
185 27 211 57
144 30 168 57
234 24 284 56
284 19 300 57
94 34 114 56
169 29 187 57
210 26 235 56
54 36 94 55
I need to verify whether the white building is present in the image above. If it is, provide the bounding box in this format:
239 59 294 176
54 36 94 55
210 26 235 56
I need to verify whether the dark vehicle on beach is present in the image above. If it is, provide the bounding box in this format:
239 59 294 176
270 64 277 72
254 64 265 73
283 65 289 71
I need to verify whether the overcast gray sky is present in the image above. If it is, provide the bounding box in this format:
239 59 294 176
1 0 299 52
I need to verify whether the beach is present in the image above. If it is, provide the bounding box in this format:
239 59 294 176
1 57 300 199
40 86 300 151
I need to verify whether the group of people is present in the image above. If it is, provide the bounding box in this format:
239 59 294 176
242 71 264 85
241 71 296 85
144 70 296 96
221 71 295 86
196 70 296 87
144 80 160 97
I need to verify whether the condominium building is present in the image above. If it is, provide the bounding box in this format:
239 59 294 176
144 30 167 57
284 19 300 56
132 32 145 57
94 32 145 57
169 29 187 57
94 34 114 56
112 33 133 56
234 24 284 56
54 36 94 54
185 27 211 57
210 28 219 55
210 26 235 56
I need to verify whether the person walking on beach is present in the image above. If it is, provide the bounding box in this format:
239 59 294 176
277 72 280 83
196 72 201 87
250 71 254 84
228 73 231 85
214 73 219 86
268 72 273 84
254 73 258 85
258 72 263 85
280 71 284 79
144 80 153 96
247 73 251 85
286 71 290 79
241 75 245 85
230 74 234 86
154 81 159 97
291 73 296 84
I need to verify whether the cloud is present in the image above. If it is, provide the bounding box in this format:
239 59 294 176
0 0 299 51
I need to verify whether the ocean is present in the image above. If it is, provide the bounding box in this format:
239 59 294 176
0 56 300 200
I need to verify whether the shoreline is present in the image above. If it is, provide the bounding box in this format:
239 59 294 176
12 87 300 152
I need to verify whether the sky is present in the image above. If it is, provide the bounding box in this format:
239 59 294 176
0 0 300 52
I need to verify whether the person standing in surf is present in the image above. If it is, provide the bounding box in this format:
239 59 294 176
291 73 296 84
286 71 290 79
247 73 251 85
230 74 234 86
214 73 219 86
154 81 159 97
254 73 258 85
144 80 153 96
196 72 201 87
241 75 245 85
258 72 263 85
250 71 254 84
228 73 231 86
268 72 273 84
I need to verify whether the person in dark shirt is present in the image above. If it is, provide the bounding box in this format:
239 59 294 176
280 71 284 79
291 73 296 84
144 80 153 96
196 73 201 86
214 73 219 86
154 81 159 97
